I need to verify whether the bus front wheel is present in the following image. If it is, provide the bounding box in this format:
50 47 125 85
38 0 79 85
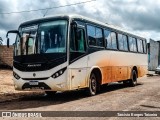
86 73 98 96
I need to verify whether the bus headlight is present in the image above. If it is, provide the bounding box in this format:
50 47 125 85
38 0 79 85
56 73 59 77
13 72 20 80
59 70 63 75
51 67 67 79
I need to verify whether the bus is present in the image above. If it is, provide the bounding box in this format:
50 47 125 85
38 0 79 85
6 14 147 96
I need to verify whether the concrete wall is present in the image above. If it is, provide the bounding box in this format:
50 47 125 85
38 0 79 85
158 41 160 65
0 45 13 67
148 39 160 71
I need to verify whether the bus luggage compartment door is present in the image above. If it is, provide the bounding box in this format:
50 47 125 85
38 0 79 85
70 68 87 90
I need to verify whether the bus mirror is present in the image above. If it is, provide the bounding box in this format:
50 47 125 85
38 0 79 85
6 30 21 48
6 30 20 38
7 38 10 48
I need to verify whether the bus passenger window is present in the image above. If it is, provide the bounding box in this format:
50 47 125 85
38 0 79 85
143 40 147 53
129 37 133 51
137 39 143 53
118 34 123 50
96 28 103 47
104 30 117 49
104 30 111 48
123 35 128 51
118 34 128 51
111 32 117 49
128 37 137 52
133 38 137 52
87 25 96 46
87 25 104 47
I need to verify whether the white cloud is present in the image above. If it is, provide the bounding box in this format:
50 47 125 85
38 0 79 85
0 0 160 44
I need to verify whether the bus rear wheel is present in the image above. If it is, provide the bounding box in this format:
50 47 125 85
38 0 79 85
129 70 137 87
45 91 57 97
86 73 98 96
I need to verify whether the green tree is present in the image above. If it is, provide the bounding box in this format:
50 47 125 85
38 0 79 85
0 37 3 45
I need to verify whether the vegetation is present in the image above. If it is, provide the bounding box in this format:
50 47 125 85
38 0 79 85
0 37 3 45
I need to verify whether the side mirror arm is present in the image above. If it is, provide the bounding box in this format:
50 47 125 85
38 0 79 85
6 30 21 48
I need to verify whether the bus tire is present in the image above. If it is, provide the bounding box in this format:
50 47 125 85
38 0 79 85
87 72 97 96
129 70 137 87
45 91 57 97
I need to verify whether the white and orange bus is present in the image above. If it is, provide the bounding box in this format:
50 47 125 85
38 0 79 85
6 14 147 96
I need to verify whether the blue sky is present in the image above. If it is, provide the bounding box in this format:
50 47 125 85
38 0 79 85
0 0 160 44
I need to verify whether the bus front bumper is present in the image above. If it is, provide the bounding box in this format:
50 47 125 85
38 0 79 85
13 74 69 92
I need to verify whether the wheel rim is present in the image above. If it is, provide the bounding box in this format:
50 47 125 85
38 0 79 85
91 75 96 94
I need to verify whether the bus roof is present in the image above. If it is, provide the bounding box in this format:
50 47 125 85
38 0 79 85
20 14 146 40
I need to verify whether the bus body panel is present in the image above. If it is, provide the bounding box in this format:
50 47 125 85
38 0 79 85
68 55 88 90
87 50 147 84
13 62 70 91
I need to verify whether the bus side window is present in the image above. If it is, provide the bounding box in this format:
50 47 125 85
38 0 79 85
87 25 96 46
143 40 147 53
111 32 117 49
87 25 103 47
77 28 86 52
118 34 123 50
128 37 137 52
132 38 137 52
137 39 143 53
96 27 103 47
104 30 117 49
118 34 128 51
104 29 111 48
123 35 128 51
129 36 134 51
70 27 86 53
70 27 76 52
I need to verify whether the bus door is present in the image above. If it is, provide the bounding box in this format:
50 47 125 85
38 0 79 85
69 23 88 89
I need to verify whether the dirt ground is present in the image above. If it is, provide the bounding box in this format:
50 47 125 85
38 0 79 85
0 69 160 120
0 69 44 103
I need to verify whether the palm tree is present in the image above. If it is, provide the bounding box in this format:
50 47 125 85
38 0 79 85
0 37 3 45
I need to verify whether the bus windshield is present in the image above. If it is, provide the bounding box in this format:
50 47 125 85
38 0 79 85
15 20 68 56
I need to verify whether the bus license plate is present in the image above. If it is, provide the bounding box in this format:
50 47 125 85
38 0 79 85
29 81 39 86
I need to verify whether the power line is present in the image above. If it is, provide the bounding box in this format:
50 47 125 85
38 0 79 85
43 0 52 17
0 0 96 15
